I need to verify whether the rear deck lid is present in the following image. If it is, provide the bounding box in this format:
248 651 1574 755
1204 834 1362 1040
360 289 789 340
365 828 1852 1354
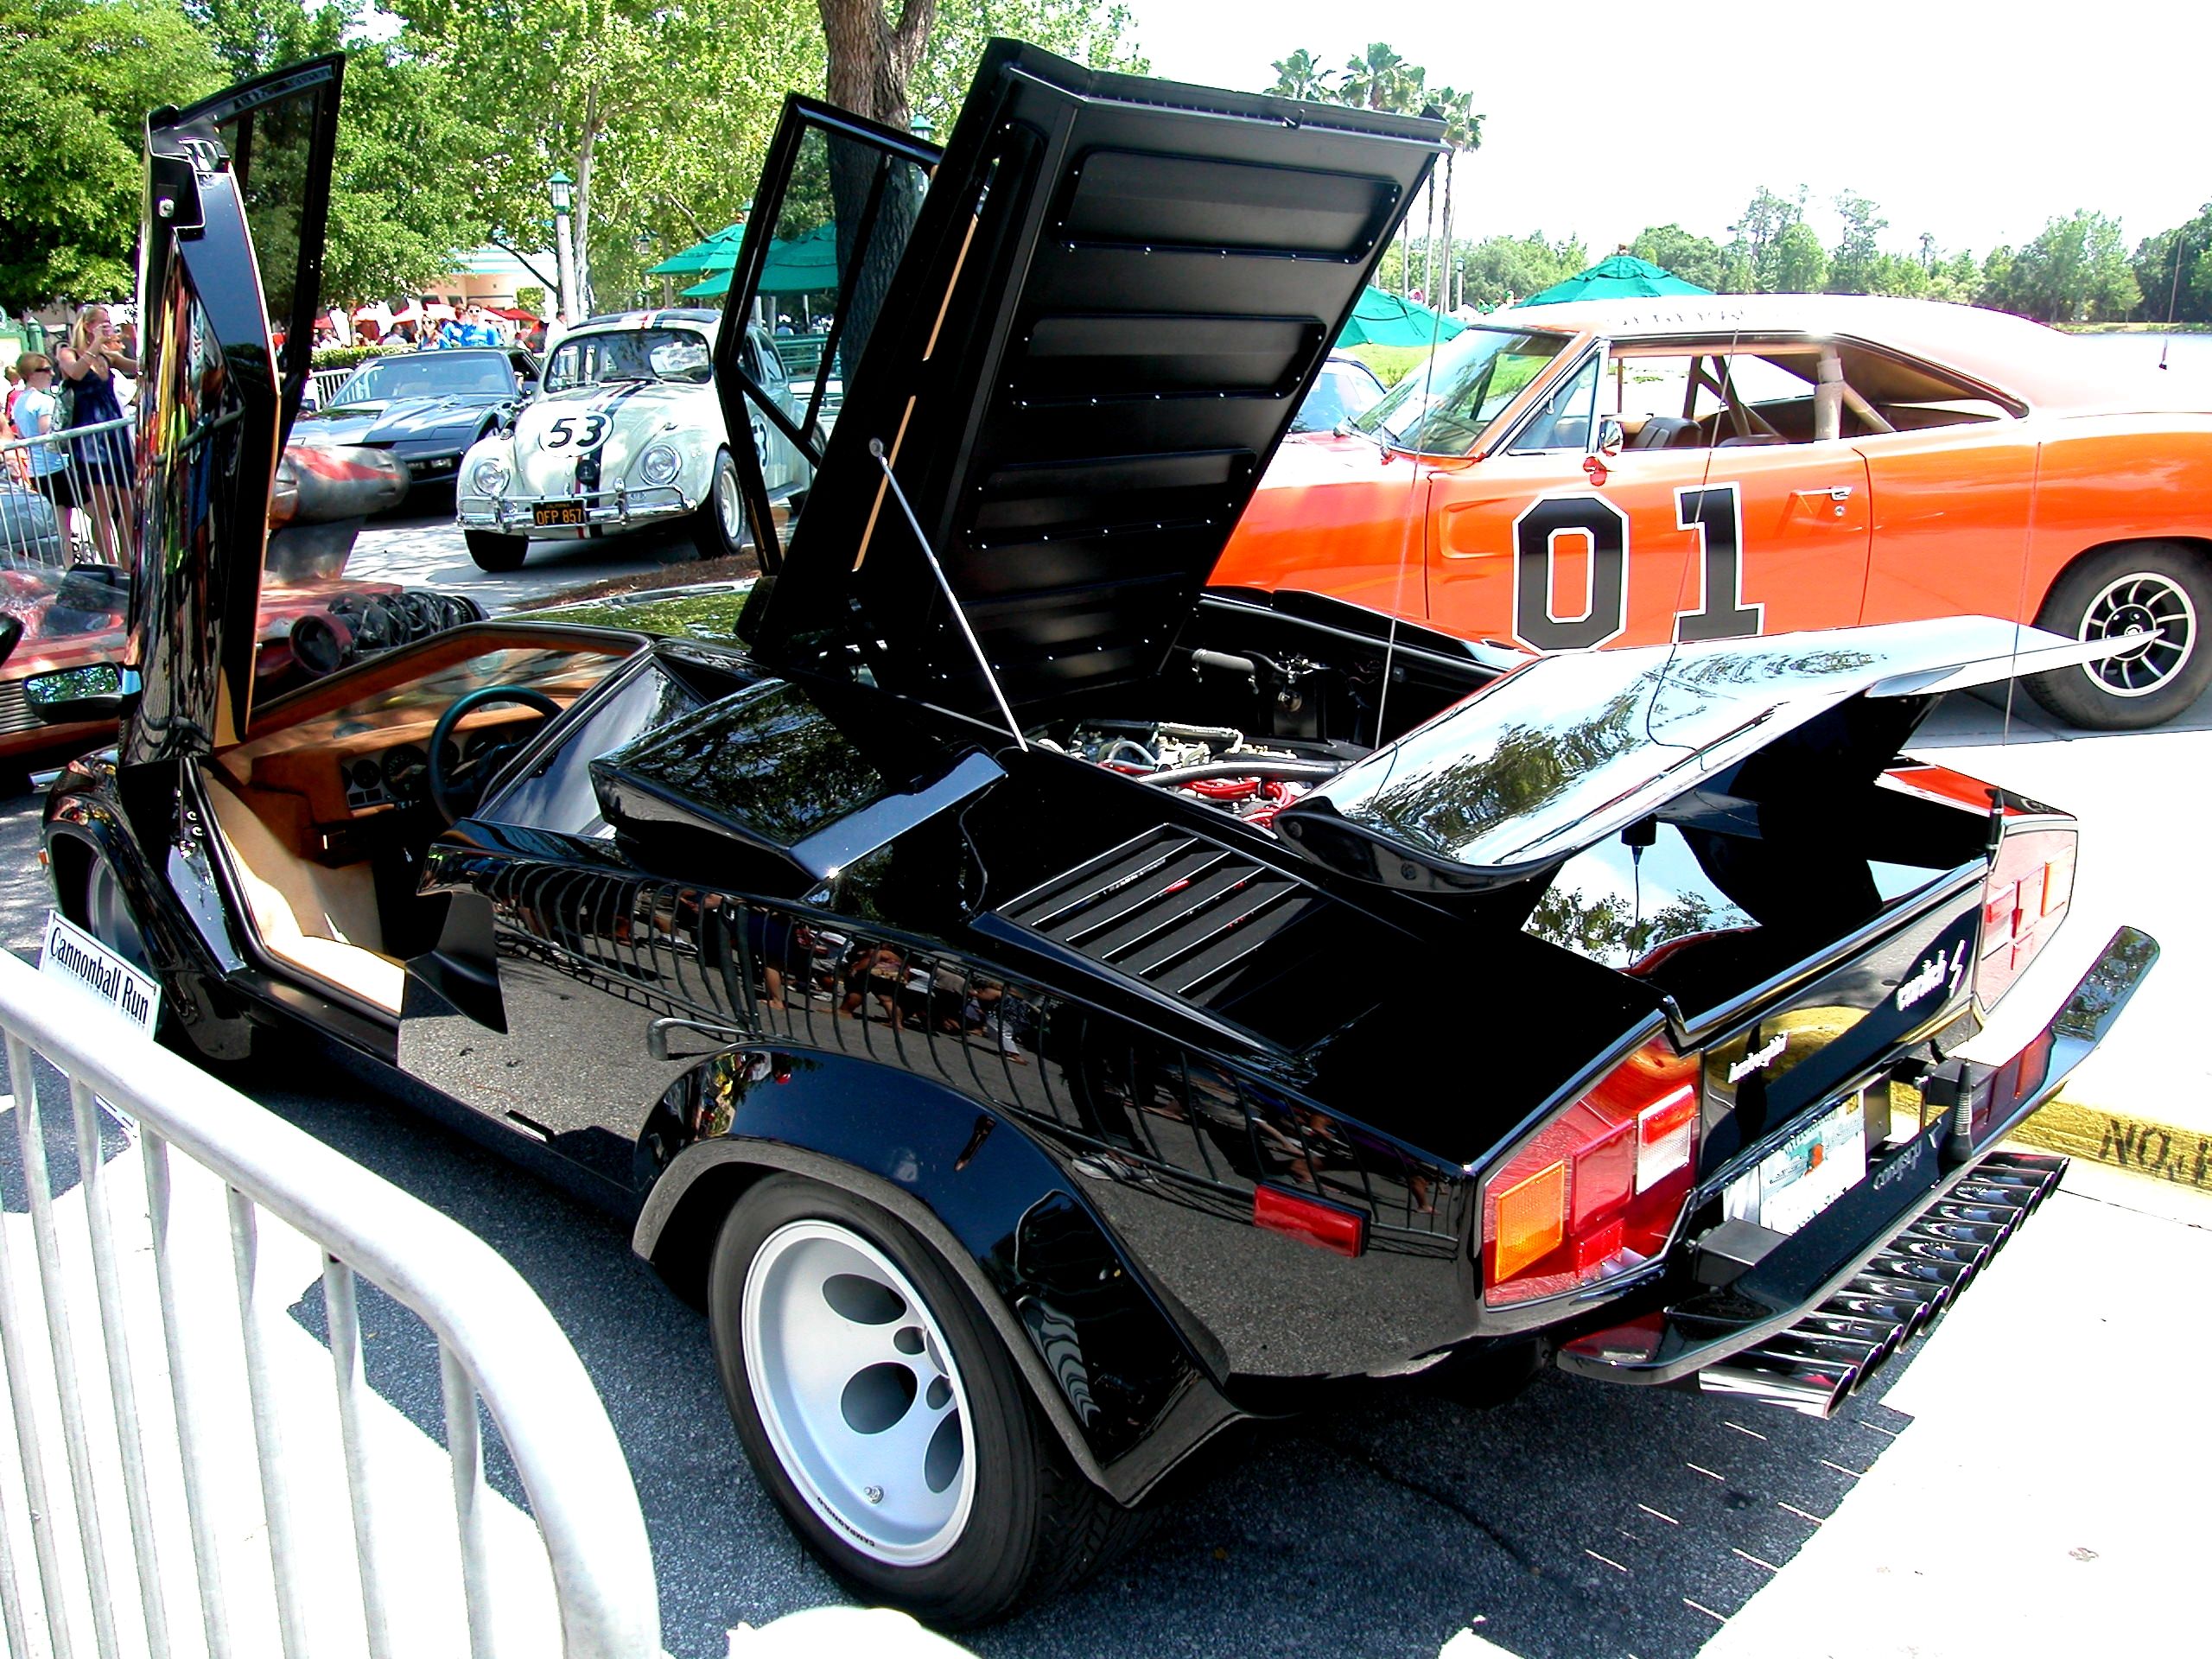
728 41 1441 715
1276 617 2122 893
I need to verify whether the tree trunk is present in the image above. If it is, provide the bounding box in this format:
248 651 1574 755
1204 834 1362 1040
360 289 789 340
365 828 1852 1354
574 86 600 316
815 2 937 396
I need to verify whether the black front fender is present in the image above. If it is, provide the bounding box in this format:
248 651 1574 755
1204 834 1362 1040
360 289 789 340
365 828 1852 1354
633 1048 1243 1505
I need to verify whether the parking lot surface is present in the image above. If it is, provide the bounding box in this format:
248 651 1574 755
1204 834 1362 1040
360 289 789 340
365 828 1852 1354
3 514 2202 1657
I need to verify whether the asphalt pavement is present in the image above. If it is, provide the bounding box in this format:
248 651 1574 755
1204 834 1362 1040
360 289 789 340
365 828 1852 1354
3 512 2202 1658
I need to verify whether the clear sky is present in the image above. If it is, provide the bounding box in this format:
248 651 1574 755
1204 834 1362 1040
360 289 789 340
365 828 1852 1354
1114 2 2208 261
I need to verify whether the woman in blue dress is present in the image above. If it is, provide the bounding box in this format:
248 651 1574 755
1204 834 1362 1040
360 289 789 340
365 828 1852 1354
57 304 138 563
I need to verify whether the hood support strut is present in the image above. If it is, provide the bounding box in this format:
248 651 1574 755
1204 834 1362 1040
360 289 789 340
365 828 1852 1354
868 439 1027 752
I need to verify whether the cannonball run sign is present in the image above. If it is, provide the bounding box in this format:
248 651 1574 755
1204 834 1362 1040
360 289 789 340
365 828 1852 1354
39 910 162 1036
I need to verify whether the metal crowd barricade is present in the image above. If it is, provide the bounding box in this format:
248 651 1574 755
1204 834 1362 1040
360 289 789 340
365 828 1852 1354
0 950 662 1659
0 417 137 567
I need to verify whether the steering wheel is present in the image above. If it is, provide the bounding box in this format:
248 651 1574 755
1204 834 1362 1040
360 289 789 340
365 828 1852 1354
427 684 563 824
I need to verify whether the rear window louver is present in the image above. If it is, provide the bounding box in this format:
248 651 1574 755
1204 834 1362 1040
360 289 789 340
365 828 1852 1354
995 826 1380 1047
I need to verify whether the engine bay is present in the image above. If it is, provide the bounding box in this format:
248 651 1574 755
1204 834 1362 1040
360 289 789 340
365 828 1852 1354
1027 718 1365 835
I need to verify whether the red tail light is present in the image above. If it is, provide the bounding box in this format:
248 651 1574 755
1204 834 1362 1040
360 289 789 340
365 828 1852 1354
1254 1184 1367 1256
1975 824 2075 1009
1482 1042 1701 1306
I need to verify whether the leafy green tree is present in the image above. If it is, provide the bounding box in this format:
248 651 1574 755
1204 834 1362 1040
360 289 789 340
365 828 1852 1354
1628 223 1726 291
1981 211 2139 322
1447 232 1586 308
1764 221 1828 293
2131 205 2212 325
1826 188 1887 294
391 0 823 315
0 0 221 308
186 0 491 307
908 0 1147 132
1724 183 1805 286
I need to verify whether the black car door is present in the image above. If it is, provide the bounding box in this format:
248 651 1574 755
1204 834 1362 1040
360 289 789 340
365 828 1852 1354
126 57 344 765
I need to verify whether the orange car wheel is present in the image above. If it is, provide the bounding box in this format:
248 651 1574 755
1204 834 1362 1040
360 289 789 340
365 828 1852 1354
2025 541 2212 730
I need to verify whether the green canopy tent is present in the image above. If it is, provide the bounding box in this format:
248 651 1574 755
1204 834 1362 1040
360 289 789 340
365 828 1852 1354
681 222 843 301
644 224 747 279
1518 253 1712 306
1336 285 1465 348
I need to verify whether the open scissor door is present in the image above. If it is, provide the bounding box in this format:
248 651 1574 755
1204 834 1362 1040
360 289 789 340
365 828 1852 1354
124 55 342 764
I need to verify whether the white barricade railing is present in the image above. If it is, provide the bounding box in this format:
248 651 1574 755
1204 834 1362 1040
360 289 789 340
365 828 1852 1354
309 369 355 410
0 418 136 567
0 947 663 1659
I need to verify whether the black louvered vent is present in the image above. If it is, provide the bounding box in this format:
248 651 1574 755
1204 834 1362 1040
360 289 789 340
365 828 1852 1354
997 826 1385 1046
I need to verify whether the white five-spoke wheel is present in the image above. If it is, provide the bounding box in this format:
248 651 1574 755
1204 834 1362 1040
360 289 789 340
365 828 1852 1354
742 1218 976 1566
707 1173 1143 1626
2027 541 2212 729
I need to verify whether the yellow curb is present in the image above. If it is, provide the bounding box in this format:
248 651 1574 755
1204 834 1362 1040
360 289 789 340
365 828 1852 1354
2005 1092 2212 1192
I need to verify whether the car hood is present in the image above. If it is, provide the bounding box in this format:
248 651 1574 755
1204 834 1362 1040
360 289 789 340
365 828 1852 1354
504 381 704 495
297 396 501 445
1276 616 2130 894
741 40 1443 721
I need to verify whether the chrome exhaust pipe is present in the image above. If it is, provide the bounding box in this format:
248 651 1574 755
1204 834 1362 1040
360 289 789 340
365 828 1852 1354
1700 1354 1857 1417
1930 1200 2024 1235
1797 1312 1906 1351
1905 1217 2010 1249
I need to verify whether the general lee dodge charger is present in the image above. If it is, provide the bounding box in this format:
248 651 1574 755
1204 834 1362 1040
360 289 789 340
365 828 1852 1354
51 47 2154 1624
1217 295 2212 729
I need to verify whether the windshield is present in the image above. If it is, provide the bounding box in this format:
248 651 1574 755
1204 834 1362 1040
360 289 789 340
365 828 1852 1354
334 353 517 404
545 327 712 391
1354 327 1573 454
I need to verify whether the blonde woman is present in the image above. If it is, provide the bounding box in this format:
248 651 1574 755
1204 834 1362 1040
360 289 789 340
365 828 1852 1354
55 305 138 563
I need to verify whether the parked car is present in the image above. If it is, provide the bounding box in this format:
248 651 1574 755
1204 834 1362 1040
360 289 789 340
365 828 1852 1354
0 443 478 779
454 308 810 571
1289 352 1387 434
1217 294 2212 728
292 346 537 501
54 44 2153 1630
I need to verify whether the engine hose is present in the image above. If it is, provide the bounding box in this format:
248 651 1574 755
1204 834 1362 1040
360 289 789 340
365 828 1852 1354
1137 760 1340 788
1154 723 1244 751
1103 738 1160 767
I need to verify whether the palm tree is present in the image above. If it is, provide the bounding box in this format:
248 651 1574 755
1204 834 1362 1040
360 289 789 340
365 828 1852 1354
1267 48 1334 102
1338 42 1414 112
1430 86 1483 309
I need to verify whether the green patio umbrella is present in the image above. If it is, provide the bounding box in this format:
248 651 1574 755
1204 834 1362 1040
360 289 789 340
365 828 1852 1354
682 222 844 299
1336 285 1465 348
1518 253 1712 305
645 223 746 279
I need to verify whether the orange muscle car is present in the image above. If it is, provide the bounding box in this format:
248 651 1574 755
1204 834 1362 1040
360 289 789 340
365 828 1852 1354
1217 295 2212 728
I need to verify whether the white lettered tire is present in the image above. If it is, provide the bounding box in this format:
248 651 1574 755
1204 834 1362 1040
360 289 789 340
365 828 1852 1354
707 1173 1141 1626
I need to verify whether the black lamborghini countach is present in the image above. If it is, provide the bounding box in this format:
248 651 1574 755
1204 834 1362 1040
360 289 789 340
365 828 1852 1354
46 44 2154 1624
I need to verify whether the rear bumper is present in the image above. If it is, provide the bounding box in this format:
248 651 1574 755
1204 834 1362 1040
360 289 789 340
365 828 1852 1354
1556 925 2156 1405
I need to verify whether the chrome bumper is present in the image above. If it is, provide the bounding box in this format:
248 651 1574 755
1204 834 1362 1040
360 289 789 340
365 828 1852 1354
457 486 689 533
1554 925 2158 1402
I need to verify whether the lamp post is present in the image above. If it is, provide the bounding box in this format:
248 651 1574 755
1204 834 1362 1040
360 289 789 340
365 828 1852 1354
550 169 578 326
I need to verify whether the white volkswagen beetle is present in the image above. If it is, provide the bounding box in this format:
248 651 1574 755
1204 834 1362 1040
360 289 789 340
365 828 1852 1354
455 308 810 571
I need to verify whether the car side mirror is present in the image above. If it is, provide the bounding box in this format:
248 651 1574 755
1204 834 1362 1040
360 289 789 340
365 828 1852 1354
1597 418 1624 457
24 662 139 724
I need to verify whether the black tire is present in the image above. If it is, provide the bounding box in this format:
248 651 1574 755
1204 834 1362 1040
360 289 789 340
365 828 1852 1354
76 845 262 1064
464 529 528 572
707 1173 1143 1627
2024 541 2212 729
690 447 747 562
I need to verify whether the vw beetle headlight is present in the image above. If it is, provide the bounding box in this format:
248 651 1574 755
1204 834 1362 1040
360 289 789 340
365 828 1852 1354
470 459 510 496
638 444 682 487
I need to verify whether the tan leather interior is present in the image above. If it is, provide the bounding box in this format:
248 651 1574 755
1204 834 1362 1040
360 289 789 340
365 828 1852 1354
201 770 405 1015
